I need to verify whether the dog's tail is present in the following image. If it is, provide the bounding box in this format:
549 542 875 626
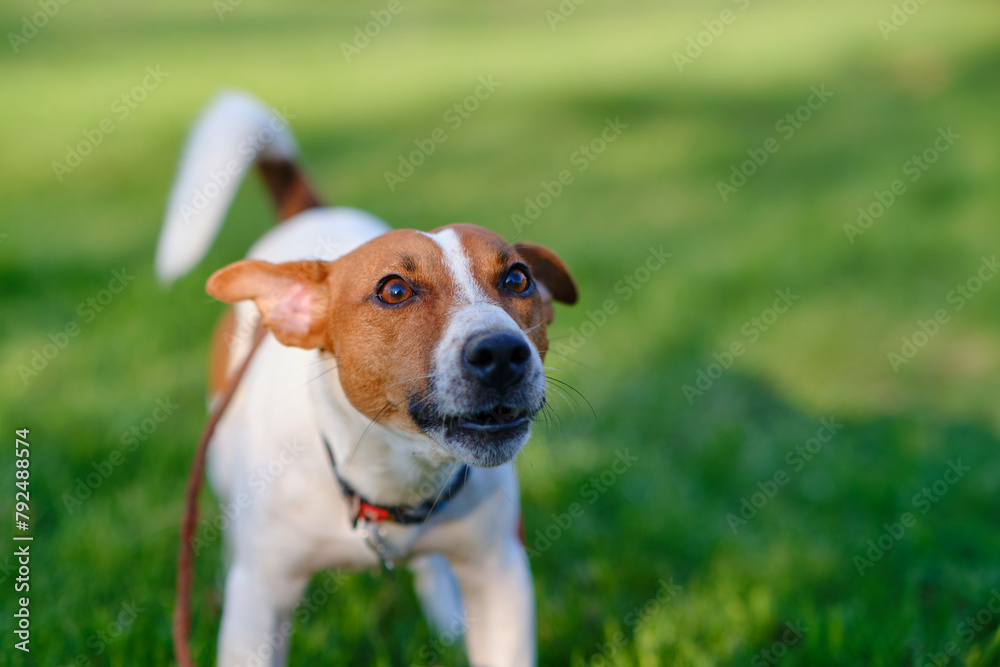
155 91 322 284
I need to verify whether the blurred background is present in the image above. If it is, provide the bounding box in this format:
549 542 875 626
2 0 999 664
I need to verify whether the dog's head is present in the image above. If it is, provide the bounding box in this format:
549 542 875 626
207 223 576 467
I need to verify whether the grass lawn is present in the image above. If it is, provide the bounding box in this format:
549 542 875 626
2 0 1000 664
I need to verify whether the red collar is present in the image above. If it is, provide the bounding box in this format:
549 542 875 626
320 435 470 527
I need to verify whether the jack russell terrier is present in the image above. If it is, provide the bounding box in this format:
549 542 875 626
156 92 577 666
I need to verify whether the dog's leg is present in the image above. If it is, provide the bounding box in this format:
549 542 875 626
217 563 309 667
411 553 465 634
449 539 536 667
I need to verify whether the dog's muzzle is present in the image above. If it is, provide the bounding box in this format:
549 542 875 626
410 326 545 467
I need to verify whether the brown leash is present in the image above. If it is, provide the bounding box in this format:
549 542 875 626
173 325 267 667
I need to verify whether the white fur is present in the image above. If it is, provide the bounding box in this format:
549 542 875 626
423 228 490 303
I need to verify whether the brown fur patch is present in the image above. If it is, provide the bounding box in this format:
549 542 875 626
323 230 454 430
258 159 322 222
208 307 236 397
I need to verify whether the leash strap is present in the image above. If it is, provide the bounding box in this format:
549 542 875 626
173 326 267 667
320 435 470 528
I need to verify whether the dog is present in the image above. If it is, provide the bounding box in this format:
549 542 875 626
156 92 577 666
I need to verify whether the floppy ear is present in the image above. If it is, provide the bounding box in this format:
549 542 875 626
206 259 331 349
514 242 578 306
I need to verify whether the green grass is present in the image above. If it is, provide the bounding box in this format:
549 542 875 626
2 0 1000 664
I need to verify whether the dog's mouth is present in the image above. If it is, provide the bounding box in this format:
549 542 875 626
409 394 537 467
444 405 530 433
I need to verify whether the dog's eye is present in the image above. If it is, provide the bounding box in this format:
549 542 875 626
378 277 413 305
503 266 531 294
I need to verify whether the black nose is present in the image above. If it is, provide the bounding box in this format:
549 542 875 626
463 332 531 389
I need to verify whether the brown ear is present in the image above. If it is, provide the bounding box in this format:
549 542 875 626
206 259 331 349
514 242 578 305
